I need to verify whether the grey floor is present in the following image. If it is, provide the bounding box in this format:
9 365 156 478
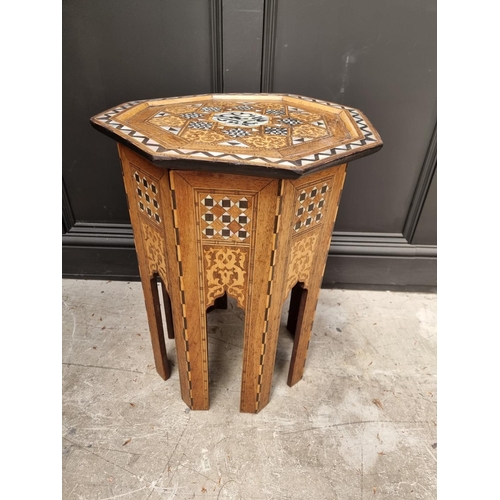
62 279 437 500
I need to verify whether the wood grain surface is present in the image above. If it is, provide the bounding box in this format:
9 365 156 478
117 144 347 412
92 93 382 179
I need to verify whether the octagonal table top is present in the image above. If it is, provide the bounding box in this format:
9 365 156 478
90 93 383 179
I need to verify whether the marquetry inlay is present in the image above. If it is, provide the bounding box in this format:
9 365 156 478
141 221 168 281
293 183 329 233
133 170 161 224
204 246 248 309
94 93 382 415
199 194 252 242
91 94 383 176
146 100 345 153
286 231 320 291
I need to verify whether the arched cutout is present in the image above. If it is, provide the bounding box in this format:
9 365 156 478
207 292 228 313
272 282 309 387
281 281 310 387
286 282 308 335
205 295 246 406
153 274 175 340
146 274 169 376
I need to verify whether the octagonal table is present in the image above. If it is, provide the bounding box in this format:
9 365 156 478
90 93 382 413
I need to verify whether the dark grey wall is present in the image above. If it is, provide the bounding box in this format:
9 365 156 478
222 0 264 92
412 169 437 246
272 0 436 233
63 0 437 289
63 0 213 224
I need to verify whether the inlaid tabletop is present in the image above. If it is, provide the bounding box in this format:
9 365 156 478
91 93 382 178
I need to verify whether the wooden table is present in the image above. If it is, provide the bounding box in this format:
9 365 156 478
90 93 382 413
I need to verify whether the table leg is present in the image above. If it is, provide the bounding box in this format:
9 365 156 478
167 171 212 410
160 279 175 340
287 283 318 387
239 179 294 413
286 282 304 335
240 282 284 413
138 273 170 380
118 145 171 381
286 165 347 387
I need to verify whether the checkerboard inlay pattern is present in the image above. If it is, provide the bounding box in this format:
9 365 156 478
134 171 161 224
200 195 252 241
293 183 329 233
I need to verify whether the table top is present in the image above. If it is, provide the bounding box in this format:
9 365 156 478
90 93 382 179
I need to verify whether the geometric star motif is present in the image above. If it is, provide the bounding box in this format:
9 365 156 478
264 127 288 136
92 94 382 175
188 121 213 130
265 109 285 115
279 118 302 126
180 112 205 119
222 128 251 138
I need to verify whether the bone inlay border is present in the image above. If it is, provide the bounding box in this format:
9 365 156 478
255 180 284 412
169 172 196 408
94 95 378 168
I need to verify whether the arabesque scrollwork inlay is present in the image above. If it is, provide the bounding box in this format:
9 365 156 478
204 246 248 309
141 222 168 283
286 232 319 292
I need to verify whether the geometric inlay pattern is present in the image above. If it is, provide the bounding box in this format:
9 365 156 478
264 127 288 136
212 111 269 127
199 194 252 242
279 118 302 126
168 173 196 407
91 94 382 173
255 179 285 412
188 121 213 130
222 128 251 138
133 171 161 225
293 183 329 233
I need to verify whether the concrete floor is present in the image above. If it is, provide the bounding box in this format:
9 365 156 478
62 279 437 500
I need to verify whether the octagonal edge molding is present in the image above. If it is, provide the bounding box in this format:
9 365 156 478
91 93 382 178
